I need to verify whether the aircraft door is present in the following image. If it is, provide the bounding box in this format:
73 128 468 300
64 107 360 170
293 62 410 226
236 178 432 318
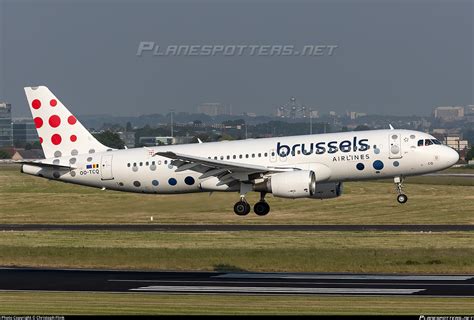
101 154 114 180
388 133 402 159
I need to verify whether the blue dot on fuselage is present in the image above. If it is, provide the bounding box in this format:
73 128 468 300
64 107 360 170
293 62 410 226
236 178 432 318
184 176 195 185
356 163 365 171
168 178 177 186
373 160 384 170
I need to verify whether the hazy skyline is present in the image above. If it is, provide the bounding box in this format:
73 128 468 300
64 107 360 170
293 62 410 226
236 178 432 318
0 0 472 118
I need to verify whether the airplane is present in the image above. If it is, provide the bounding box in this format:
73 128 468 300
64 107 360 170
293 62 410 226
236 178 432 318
19 86 459 216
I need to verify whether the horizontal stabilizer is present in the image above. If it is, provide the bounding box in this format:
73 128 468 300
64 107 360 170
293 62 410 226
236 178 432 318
16 160 76 170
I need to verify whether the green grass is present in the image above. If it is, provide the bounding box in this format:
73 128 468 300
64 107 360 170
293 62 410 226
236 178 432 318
0 231 472 273
0 164 473 224
0 165 473 314
0 292 472 315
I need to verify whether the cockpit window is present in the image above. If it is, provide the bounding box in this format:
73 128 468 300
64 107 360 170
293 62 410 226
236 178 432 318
418 139 442 147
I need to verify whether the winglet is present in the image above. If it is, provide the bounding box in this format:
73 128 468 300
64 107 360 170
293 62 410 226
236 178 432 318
389 124 395 130
197 138 203 144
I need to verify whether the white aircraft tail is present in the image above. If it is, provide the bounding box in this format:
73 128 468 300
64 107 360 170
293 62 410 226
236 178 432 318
24 86 110 158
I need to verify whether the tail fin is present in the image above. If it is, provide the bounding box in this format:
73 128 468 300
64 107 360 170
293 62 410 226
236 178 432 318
24 86 110 158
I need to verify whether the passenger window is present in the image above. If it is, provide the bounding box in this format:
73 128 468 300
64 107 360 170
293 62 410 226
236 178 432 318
127 163 130 167
133 162 137 167
425 139 433 146
252 154 255 158
146 162 149 166
239 155 242 159
245 154 249 158
417 140 424 147
164 160 168 164
152 161 155 165
233 155 236 159
264 152 268 157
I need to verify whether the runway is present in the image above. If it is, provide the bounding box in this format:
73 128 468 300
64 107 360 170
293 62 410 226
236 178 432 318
0 224 473 232
0 268 472 296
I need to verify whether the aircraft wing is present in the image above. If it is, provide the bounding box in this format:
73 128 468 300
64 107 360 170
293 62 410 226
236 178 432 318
156 151 297 184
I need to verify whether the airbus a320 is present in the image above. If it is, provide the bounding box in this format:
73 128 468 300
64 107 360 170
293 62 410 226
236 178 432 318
19 86 459 216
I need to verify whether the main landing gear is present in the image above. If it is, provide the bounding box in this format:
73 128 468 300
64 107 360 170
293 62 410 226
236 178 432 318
233 189 271 216
233 199 251 216
394 176 408 204
253 192 270 216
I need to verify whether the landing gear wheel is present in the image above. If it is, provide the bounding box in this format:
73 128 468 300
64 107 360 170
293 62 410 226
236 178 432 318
397 194 408 204
253 201 270 216
234 201 251 216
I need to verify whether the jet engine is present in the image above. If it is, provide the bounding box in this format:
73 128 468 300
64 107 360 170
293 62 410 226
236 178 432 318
254 170 316 198
308 182 343 199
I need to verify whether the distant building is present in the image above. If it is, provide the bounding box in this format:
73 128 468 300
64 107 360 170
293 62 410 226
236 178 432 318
117 131 136 148
309 110 319 118
465 105 474 122
11 149 44 160
198 103 226 116
347 111 367 120
174 136 195 144
139 136 174 146
465 105 474 114
433 106 464 121
444 136 469 151
0 102 12 147
12 119 39 146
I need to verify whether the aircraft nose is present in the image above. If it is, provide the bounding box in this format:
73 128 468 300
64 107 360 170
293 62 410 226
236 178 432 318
445 147 459 167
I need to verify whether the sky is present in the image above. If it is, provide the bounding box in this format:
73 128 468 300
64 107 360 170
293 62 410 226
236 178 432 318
0 0 472 118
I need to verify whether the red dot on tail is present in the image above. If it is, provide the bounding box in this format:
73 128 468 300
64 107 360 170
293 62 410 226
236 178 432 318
68 115 77 125
50 99 57 107
39 137 43 144
34 117 43 129
32 99 41 109
70 135 77 142
51 134 62 145
49 115 61 128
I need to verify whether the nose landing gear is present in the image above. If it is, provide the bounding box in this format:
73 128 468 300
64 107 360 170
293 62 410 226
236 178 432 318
394 176 408 204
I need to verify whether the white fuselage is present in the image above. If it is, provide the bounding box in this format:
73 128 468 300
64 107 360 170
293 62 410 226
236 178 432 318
22 129 459 195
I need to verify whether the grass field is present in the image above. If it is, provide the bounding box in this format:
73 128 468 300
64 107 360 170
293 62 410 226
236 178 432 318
1 292 473 315
0 164 473 314
0 164 473 224
0 231 472 273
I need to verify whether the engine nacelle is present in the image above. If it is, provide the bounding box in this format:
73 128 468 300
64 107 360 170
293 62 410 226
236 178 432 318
308 182 343 199
254 170 316 199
